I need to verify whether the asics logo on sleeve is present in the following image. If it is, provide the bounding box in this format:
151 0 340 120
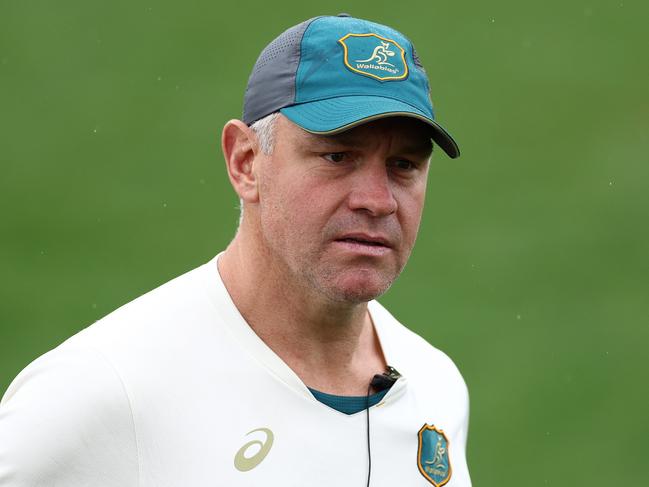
233 427 274 472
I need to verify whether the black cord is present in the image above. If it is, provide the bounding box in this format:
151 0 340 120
366 367 401 487
366 381 372 487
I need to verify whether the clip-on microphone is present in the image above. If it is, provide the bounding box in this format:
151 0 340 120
370 365 401 392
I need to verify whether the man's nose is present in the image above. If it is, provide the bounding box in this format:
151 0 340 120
347 164 398 217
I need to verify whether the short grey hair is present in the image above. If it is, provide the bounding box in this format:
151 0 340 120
249 112 279 155
236 112 279 226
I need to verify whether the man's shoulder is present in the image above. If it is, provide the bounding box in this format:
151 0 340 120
94 257 214 326
0 257 226 484
67 257 218 352
369 299 460 364
369 300 469 400
2 256 224 409
1 257 217 413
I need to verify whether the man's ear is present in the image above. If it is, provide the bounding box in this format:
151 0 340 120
221 120 261 203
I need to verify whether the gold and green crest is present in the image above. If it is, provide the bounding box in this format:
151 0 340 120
338 33 408 81
417 424 452 486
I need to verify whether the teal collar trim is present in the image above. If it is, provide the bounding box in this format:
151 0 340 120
309 387 389 415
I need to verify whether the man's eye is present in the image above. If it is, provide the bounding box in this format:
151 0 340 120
392 159 415 170
323 152 347 164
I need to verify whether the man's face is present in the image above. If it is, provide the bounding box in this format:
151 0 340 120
254 115 432 304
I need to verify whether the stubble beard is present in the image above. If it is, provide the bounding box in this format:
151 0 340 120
264 233 400 305
259 208 412 305
297 246 407 305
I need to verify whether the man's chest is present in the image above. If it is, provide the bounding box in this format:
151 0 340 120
130 381 465 487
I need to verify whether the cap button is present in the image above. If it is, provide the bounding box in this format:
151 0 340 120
337 13 351 17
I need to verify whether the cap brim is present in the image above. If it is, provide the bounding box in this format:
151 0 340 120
280 96 460 159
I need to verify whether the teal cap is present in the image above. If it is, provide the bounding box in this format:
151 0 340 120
243 14 460 158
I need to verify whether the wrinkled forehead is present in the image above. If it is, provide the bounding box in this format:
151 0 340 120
282 115 434 156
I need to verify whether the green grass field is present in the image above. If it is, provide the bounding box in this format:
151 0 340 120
1 1 648 484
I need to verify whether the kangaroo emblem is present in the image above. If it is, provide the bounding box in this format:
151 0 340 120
356 41 396 66
417 424 452 486
339 33 408 81
424 436 448 469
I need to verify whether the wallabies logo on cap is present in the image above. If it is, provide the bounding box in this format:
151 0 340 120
417 424 452 486
338 33 408 81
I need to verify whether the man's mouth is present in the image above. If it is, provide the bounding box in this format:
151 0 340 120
333 234 393 254
338 237 386 247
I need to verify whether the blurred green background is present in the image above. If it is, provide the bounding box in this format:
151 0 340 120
1 0 648 484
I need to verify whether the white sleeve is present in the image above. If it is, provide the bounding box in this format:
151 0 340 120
0 345 139 486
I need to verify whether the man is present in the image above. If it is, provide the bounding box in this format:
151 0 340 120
0 14 470 487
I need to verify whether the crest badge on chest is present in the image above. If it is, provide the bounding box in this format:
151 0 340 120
417 424 452 486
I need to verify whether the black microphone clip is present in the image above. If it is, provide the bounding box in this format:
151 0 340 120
370 366 401 392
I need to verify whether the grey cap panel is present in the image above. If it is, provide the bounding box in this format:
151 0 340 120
243 18 319 125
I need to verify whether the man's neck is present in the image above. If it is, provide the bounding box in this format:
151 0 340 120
217 235 387 396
